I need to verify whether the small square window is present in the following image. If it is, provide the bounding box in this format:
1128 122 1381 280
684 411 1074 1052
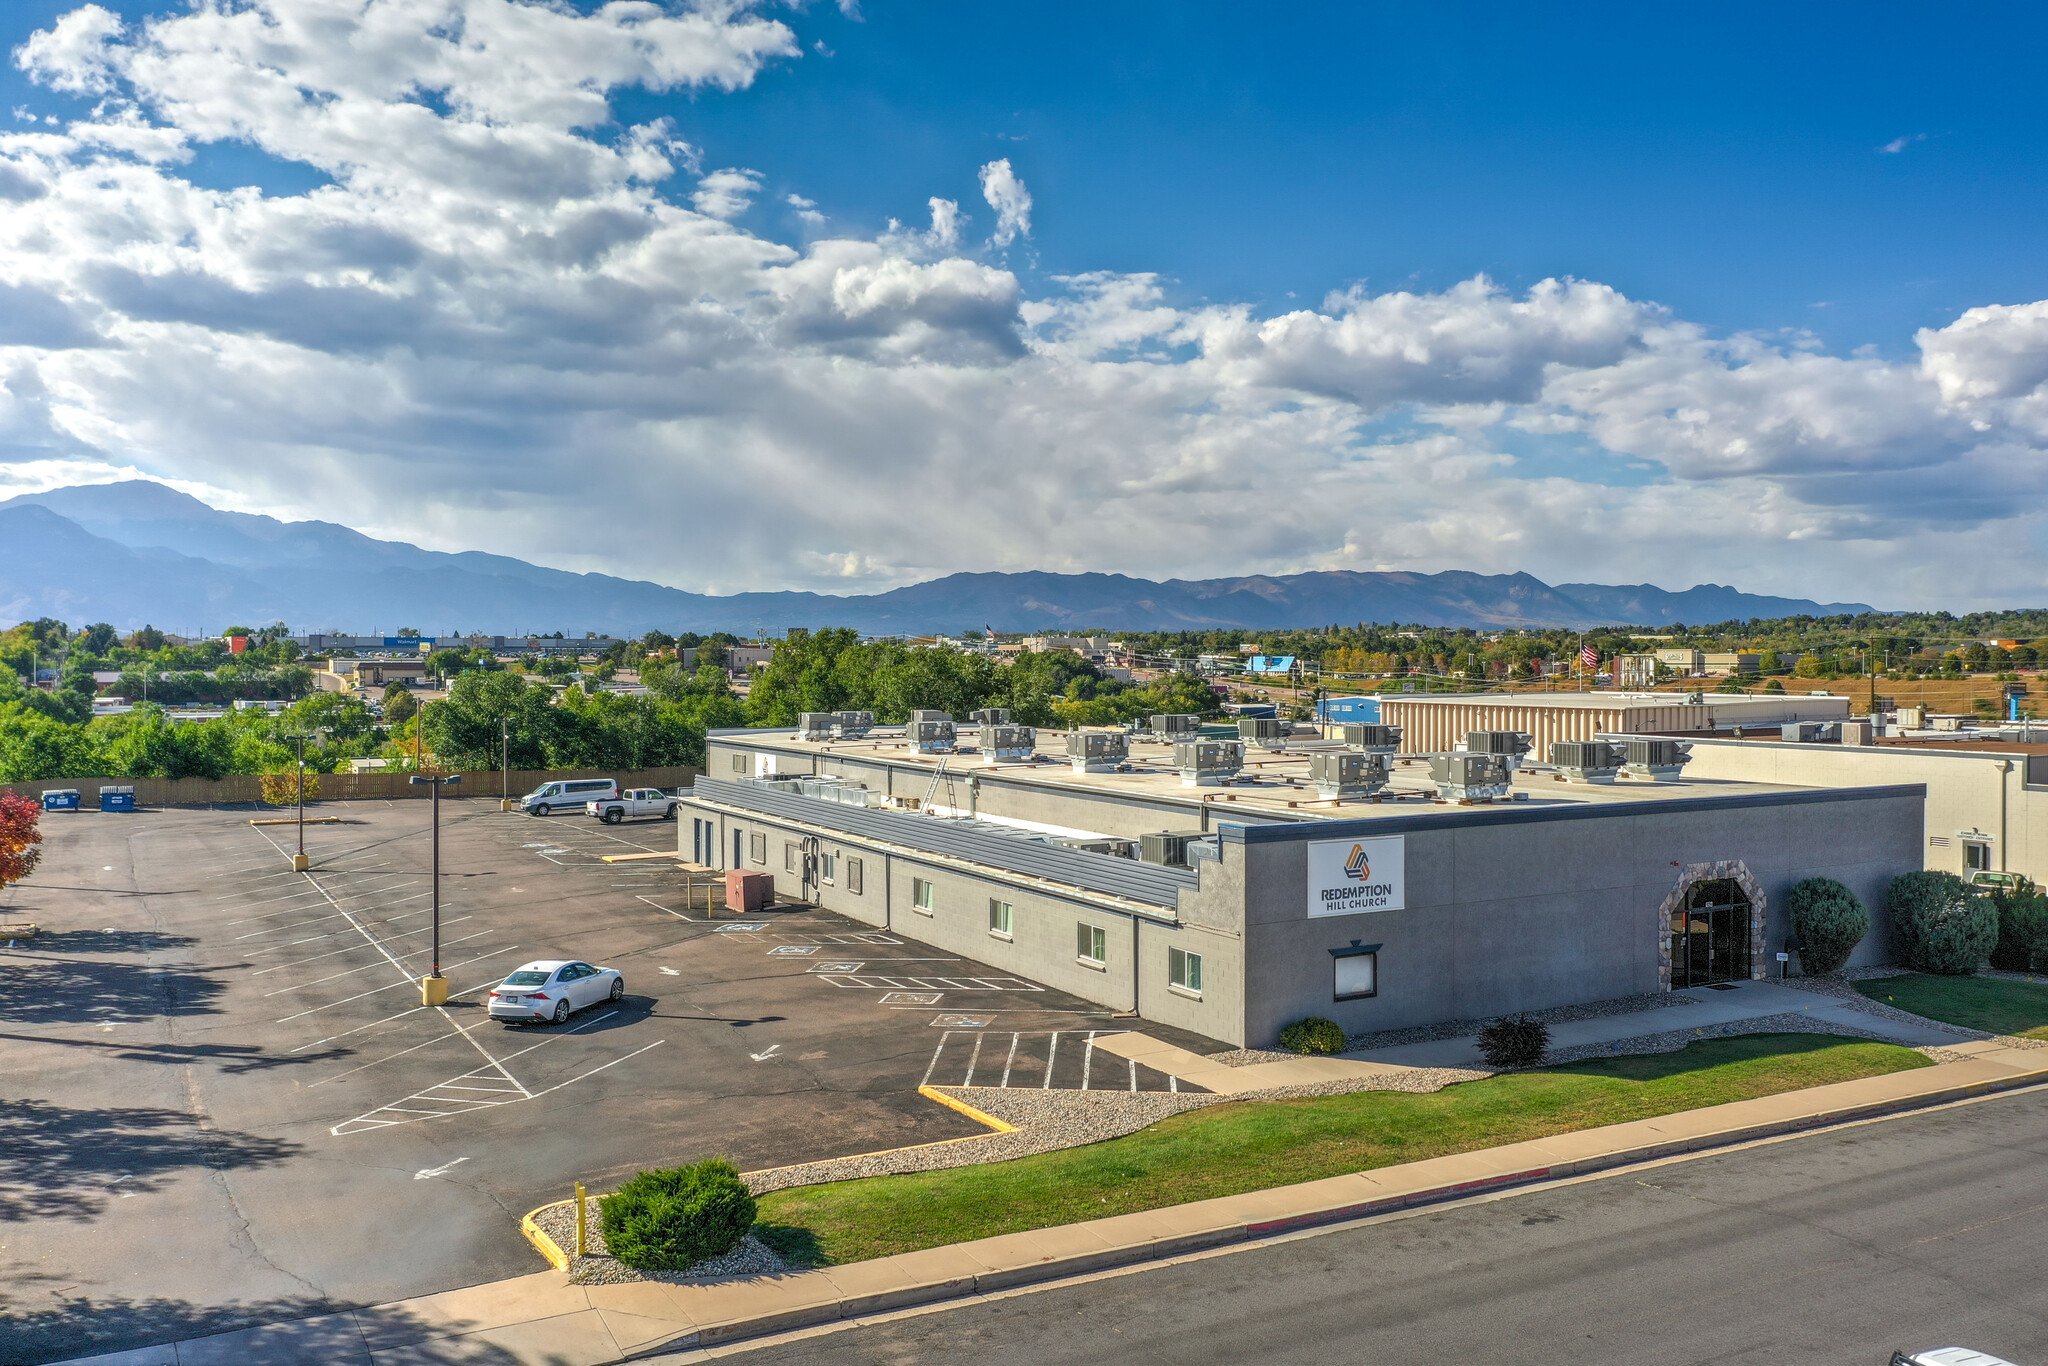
1077 922 1106 965
785 842 797 872
1332 945 1379 1001
912 878 934 915
847 857 863 894
732 753 747 773
1168 946 1202 996
749 832 766 865
821 852 837 885
988 899 1014 939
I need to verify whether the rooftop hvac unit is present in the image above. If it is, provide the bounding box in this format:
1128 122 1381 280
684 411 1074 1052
1339 723 1403 753
1150 713 1200 743
910 709 952 723
1139 830 1211 867
1066 729 1129 773
1059 835 1136 858
1429 752 1512 801
1308 749 1390 799
908 718 957 753
1238 716 1287 750
1465 731 1534 768
982 723 1037 761
969 707 1012 728
1549 739 1624 784
797 712 836 741
1622 736 1692 780
1174 738 1246 787
835 710 874 738
1186 835 1222 865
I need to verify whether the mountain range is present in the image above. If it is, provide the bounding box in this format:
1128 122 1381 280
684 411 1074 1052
0 481 1875 635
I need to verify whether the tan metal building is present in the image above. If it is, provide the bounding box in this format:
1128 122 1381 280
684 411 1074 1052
1377 692 1855 757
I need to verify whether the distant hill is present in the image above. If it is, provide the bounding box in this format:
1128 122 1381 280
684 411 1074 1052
0 482 1876 635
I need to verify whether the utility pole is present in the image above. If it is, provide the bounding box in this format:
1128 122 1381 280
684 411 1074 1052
500 717 512 811
285 732 311 870
408 771 461 1004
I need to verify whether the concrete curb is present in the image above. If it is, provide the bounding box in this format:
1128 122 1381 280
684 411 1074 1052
522 1206 571 1273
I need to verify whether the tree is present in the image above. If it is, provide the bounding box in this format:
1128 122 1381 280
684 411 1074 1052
128 625 166 651
260 768 322 806
1784 877 1867 975
1886 871 1998 975
77 623 118 656
0 790 43 892
382 684 418 727
1988 880 2048 972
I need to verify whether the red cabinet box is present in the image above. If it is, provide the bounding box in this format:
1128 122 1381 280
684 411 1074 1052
724 870 774 912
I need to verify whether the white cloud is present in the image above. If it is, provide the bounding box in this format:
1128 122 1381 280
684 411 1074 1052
1879 133 1928 154
3 1 2048 609
978 157 1031 248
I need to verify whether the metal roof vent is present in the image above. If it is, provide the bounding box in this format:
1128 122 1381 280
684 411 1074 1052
1622 737 1692 781
797 712 836 742
1549 739 1623 784
969 708 1012 728
1465 731 1534 768
835 710 874 738
1150 713 1200 743
1339 723 1403 754
1066 729 1129 773
908 718 957 754
1429 752 1513 801
1174 738 1245 787
1238 716 1287 751
1309 750 1390 799
982 723 1037 761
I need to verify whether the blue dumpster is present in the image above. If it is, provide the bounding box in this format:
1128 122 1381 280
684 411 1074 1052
99 786 136 812
42 789 80 812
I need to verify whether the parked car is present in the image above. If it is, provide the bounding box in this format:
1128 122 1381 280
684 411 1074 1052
487 959 624 1025
1890 1350 2022 1365
1965 870 2028 894
519 777 618 816
586 788 678 824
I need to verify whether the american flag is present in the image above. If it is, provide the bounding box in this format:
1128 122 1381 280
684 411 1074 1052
1579 645 1600 672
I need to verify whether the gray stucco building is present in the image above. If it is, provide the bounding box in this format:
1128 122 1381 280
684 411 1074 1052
676 726 1923 1048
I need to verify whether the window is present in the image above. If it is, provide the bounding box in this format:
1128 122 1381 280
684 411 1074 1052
847 857 863 895
750 832 766 865
1077 922 1107 965
1331 942 1379 1001
1965 841 1992 872
732 753 747 773
988 899 1014 939
1168 946 1203 997
912 878 934 915
821 852 838 885
785 842 798 872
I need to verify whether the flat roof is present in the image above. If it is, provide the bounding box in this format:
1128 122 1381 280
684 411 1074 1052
711 727 1837 825
1378 691 1852 713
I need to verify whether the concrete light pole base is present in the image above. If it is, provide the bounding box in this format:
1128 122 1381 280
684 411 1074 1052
501 798 516 812
420 975 449 1006
291 854 311 872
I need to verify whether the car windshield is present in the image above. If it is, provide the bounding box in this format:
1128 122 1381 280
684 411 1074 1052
502 971 551 986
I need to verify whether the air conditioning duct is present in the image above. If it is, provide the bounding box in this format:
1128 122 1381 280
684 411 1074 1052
1622 737 1692 780
1429 752 1512 801
982 723 1037 761
1339 723 1403 753
1238 716 1287 751
1308 750 1390 799
1066 729 1129 773
1549 739 1623 784
1175 738 1245 787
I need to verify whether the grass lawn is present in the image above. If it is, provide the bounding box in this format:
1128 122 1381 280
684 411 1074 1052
1855 972 2048 1039
753 1033 1927 1266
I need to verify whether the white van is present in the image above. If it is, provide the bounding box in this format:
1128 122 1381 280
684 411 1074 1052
521 778 618 816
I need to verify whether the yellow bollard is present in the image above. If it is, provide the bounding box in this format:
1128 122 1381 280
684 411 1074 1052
575 1182 587 1257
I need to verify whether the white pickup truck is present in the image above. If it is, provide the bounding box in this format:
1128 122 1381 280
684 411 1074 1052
585 788 678 824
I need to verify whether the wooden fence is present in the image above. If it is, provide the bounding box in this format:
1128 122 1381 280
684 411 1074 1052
0 766 703 808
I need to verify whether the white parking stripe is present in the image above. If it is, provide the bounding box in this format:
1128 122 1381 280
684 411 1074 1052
259 931 493 995
249 918 472 972
271 946 520 1021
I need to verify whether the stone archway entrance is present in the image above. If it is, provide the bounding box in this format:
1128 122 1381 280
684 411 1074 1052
1658 862 1767 990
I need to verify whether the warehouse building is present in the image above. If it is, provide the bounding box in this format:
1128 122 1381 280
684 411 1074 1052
1376 691 1854 760
677 720 1921 1048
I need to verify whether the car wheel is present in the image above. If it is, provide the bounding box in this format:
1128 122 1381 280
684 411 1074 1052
604 808 623 825
664 805 677 820
609 977 625 1001
552 999 571 1025
532 803 550 817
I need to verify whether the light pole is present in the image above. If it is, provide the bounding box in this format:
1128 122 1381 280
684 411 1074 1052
284 732 312 870
408 771 461 1005
499 717 513 812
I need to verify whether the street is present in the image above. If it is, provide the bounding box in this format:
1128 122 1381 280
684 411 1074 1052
712 1085 2048 1366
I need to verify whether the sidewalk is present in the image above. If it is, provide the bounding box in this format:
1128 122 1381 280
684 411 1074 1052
59 1042 2048 1366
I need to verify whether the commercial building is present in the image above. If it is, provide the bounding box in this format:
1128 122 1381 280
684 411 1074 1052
676 722 1919 1047
1376 691 1854 759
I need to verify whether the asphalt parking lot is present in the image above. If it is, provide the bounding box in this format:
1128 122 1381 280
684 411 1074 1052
0 798 1209 1365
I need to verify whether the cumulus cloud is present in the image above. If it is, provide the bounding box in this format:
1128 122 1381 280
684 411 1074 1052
978 157 1031 248
3 1 2048 608
1879 133 1928 154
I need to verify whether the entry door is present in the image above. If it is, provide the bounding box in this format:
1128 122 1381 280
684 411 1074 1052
1671 879 1752 988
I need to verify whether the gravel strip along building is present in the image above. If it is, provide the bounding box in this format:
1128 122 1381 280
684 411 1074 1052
678 724 1922 1048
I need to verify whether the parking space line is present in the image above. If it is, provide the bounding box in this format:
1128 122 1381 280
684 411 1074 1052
921 1036 947 1086
271 946 521 1021
1001 1033 1019 1087
1081 1031 1096 1091
259 930 494 995
962 1033 984 1087
248 917 472 972
1043 1032 1058 1088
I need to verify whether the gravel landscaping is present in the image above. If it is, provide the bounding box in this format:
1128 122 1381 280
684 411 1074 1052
1334 990 1694 1054
532 1201 790 1287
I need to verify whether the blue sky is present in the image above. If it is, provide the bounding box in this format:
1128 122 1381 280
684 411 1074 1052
2 1 2048 606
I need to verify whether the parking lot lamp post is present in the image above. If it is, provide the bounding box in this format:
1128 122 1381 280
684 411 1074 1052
284 733 312 870
408 772 461 1005
500 717 513 812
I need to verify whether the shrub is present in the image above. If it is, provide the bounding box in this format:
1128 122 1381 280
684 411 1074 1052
1887 870 1998 976
1476 1014 1549 1069
1277 1017 1345 1056
260 769 321 806
1989 881 2048 972
599 1158 757 1271
1784 876 1868 976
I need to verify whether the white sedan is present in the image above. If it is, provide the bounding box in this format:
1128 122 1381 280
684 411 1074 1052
487 959 624 1026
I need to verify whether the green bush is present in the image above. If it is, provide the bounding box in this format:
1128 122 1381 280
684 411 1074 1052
1989 881 2048 972
599 1158 757 1271
1886 871 1998 976
1784 877 1868 976
1476 1014 1549 1069
1278 1017 1346 1055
